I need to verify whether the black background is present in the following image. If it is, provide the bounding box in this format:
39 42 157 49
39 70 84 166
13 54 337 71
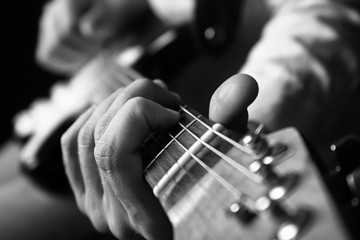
1 1 60 144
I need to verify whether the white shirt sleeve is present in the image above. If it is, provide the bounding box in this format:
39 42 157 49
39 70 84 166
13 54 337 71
241 0 360 145
147 0 195 26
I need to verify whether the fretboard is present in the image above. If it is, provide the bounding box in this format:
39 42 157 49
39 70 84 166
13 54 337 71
141 105 240 202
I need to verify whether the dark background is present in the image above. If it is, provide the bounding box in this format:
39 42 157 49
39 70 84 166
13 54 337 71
0 0 268 145
1 1 60 144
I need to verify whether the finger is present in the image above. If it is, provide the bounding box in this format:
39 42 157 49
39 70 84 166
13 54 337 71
65 92 120 233
94 79 180 142
153 79 168 89
101 173 144 240
77 91 121 200
154 79 181 100
61 106 95 203
209 73 259 133
94 99 178 239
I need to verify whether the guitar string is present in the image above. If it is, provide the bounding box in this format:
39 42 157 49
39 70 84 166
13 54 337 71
143 115 244 201
179 106 262 181
176 120 261 183
166 134 248 239
167 133 244 200
144 116 240 202
104 65 257 199
180 106 256 156
143 117 198 174
143 137 224 240
147 128 242 204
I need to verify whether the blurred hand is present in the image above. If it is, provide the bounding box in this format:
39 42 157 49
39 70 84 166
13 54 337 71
61 75 258 239
36 0 149 74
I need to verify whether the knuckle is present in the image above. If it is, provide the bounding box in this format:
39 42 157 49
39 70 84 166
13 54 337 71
126 97 148 113
77 124 94 149
94 141 116 172
134 78 152 89
94 115 112 142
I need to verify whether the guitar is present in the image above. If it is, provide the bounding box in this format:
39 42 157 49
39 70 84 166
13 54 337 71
13 26 204 193
13 12 360 240
140 106 359 239
14 51 360 239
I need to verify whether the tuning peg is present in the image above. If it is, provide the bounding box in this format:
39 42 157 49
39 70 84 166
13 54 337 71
227 201 257 224
255 195 312 240
241 123 269 159
249 160 299 201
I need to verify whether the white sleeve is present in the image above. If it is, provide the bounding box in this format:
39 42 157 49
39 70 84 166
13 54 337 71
147 0 195 26
241 0 360 145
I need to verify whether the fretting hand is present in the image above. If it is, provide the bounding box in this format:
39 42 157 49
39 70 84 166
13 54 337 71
61 75 258 239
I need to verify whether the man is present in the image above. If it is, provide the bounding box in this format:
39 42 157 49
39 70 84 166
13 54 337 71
33 0 360 239
36 0 360 148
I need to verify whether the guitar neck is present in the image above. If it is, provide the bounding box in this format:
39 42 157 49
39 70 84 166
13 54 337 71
141 105 237 196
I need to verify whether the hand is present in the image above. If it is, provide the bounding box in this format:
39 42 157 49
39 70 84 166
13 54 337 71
36 0 148 74
61 75 258 239
61 79 179 239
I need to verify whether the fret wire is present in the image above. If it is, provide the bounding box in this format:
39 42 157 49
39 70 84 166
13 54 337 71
180 106 254 155
148 130 230 202
145 124 244 206
143 118 198 173
177 121 262 183
93 65 255 200
145 136 225 240
141 143 162 188
147 132 222 201
168 132 245 200
153 117 198 161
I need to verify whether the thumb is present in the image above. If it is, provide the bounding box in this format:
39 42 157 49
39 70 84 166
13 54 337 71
209 74 258 134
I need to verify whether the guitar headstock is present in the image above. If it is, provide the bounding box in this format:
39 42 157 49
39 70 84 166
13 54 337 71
241 127 355 240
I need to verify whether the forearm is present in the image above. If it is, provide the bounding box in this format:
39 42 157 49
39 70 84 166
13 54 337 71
241 0 360 144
